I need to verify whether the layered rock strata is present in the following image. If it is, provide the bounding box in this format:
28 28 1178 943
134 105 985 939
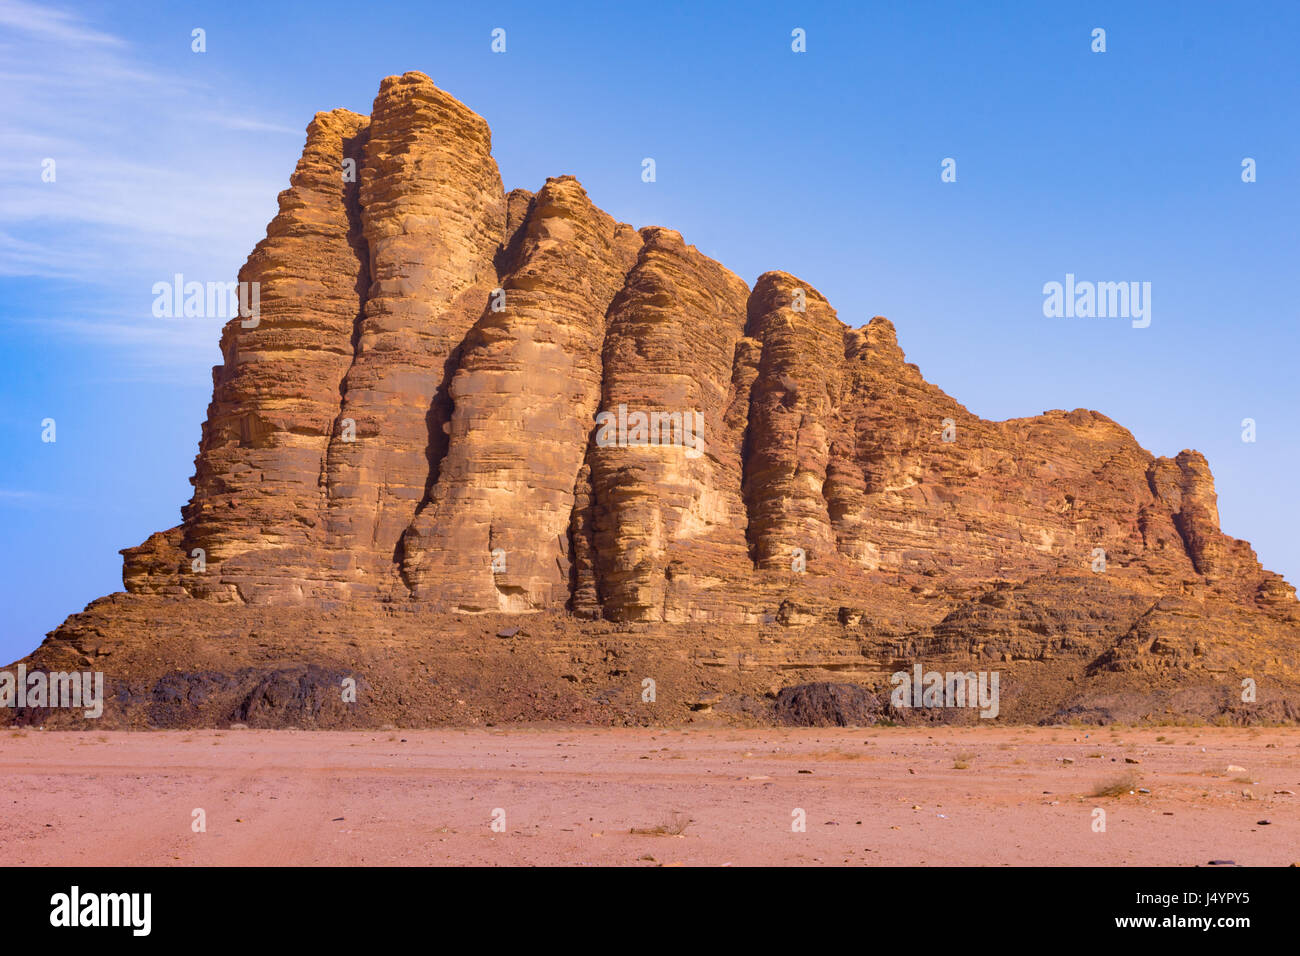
41 70 1291 728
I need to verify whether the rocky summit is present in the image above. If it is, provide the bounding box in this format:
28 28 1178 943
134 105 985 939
12 73 1299 728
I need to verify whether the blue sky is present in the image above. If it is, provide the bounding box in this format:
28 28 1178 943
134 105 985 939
1 0 1297 663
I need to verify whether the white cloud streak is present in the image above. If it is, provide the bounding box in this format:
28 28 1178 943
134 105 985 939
0 0 307 363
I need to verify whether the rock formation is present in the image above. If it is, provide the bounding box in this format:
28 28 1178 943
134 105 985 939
13 72 1299 728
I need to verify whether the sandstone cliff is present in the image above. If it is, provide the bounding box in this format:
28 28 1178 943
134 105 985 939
16 73 1299 728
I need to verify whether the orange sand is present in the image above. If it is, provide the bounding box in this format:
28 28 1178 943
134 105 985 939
1 727 1295 866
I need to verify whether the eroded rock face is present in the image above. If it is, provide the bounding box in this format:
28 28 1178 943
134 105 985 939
774 683 890 727
400 177 642 612
323 72 507 600
130 108 372 605
586 227 752 622
31 72 1298 727
742 272 862 575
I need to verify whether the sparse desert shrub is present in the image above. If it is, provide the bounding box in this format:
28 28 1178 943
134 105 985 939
1090 771 1141 797
631 810 691 836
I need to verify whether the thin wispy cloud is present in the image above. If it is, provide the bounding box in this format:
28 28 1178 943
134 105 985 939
33 315 222 348
0 229 65 277
0 0 305 364
196 112 304 136
0 0 122 47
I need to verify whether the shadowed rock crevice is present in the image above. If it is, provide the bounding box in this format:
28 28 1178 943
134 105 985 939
399 175 641 611
322 72 507 601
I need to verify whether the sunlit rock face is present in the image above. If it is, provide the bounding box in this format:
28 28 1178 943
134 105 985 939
64 72 1296 730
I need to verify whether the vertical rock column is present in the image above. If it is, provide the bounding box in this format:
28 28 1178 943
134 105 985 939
1153 450 1270 589
166 108 371 604
323 72 506 600
400 177 641 611
587 228 751 622
742 272 853 573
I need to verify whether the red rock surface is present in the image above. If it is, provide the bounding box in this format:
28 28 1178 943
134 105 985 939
15 72 1299 728
586 227 752 622
401 176 642 612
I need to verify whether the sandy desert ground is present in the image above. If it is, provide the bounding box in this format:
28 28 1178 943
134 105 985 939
1 727 1296 866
